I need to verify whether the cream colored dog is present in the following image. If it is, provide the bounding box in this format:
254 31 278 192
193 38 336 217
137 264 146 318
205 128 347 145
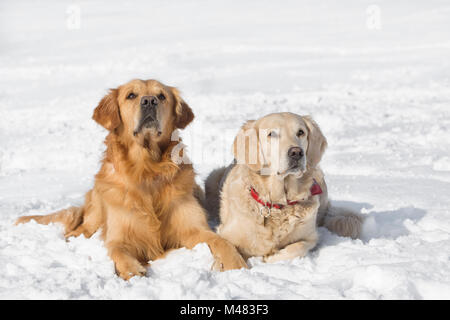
205 112 363 262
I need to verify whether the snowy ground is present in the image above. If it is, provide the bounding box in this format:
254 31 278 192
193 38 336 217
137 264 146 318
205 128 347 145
1 0 450 299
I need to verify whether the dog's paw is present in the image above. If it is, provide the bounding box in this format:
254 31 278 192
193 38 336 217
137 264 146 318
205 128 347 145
64 226 88 239
115 258 147 280
211 259 224 271
211 247 248 272
212 256 248 272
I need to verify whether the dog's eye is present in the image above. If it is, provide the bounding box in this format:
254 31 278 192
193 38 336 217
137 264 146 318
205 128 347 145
297 129 305 137
127 93 137 100
158 93 166 101
268 131 277 138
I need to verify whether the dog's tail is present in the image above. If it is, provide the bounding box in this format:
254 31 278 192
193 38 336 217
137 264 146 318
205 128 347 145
204 166 227 224
320 203 365 239
15 205 84 235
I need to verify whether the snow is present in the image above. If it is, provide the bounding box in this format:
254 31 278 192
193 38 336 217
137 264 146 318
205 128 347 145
1 0 450 299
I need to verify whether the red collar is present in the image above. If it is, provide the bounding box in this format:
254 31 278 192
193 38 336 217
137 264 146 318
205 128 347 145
250 179 322 210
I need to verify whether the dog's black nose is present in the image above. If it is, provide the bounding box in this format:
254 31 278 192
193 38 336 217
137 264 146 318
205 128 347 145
140 96 158 108
288 147 304 160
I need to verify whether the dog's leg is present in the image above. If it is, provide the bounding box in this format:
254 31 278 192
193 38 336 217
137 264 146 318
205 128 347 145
186 229 248 271
64 190 104 239
107 241 147 280
264 237 318 263
167 196 248 271
102 203 161 280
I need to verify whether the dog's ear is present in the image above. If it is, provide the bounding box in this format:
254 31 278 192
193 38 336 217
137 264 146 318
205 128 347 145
170 87 194 129
92 89 121 131
232 120 263 171
303 115 327 168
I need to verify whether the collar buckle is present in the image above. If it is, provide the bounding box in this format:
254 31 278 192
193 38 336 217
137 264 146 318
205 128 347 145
259 204 271 218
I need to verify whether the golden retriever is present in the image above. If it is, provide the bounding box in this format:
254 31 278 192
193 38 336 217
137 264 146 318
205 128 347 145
205 112 363 262
16 79 247 279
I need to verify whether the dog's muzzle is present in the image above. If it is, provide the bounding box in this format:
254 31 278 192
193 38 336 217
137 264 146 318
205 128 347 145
134 95 161 136
287 146 305 171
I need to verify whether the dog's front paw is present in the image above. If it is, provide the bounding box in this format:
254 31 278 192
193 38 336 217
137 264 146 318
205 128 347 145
211 243 248 271
114 257 147 280
212 254 248 271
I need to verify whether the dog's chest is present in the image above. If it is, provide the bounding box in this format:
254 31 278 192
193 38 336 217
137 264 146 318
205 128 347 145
268 207 305 237
253 202 318 252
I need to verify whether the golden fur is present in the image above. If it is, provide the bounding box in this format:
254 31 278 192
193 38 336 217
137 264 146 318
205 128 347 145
205 112 364 262
16 79 247 279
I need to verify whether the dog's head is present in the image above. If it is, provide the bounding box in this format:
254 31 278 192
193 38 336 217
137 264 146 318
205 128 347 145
233 112 327 177
92 79 194 149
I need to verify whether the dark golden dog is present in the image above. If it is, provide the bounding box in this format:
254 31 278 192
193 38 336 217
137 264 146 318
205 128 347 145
16 79 247 280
